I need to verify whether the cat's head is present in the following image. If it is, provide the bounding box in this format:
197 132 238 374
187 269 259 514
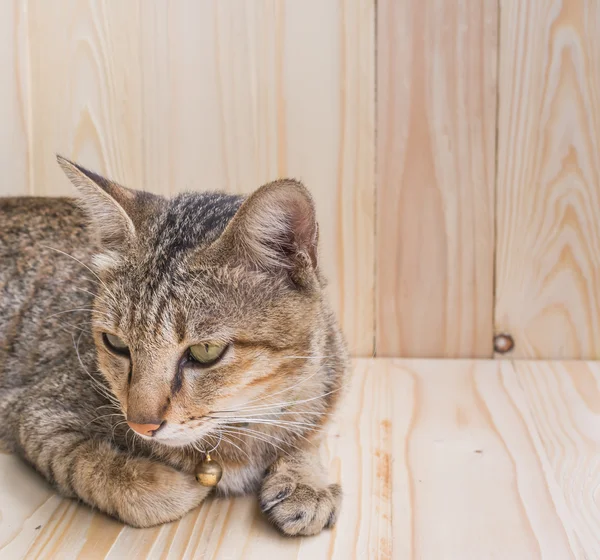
58 156 335 448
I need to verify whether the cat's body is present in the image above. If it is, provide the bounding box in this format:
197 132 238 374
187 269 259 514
0 160 348 534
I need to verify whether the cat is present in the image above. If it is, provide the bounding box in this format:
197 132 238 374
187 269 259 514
0 156 349 535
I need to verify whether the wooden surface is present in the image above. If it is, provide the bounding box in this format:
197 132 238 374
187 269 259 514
495 0 600 359
1 358 598 559
2 0 375 356
376 0 497 358
0 0 30 196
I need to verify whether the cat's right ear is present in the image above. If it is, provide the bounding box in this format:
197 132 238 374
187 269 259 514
57 155 139 253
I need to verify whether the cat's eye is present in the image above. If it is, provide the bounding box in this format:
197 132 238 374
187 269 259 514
189 342 227 366
103 333 129 354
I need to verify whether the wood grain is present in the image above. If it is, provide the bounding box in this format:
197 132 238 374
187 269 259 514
375 0 497 358
0 0 31 196
21 0 375 356
509 360 600 557
495 0 600 359
1 359 596 559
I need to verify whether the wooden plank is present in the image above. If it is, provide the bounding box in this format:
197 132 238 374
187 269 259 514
399 359 573 558
510 360 600 557
1 359 592 558
495 0 600 359
376 0 497 357
0 0 31 195
24 0 375 356
26 0 145 196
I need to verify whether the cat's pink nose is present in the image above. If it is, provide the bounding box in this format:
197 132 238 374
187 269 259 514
127 421 162 436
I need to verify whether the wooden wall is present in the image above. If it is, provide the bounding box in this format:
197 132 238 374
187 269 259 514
376 0 497 358
495 0 600 359
1 0 599 359
0 0 375 357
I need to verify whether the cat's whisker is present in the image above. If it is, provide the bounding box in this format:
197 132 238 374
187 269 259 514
220 424 310 451
184 442 195 459
211 411 333 421
213 387 342 415
217 427 264 451
94 403 122 412
215 410 327 417
73 332 121 409
48 308 113 320
232 368 323 408
279 355 337 359
218 426 290 456
227 385 343 412
213 400 298 414
209 414 328 442
90 403 122 415
220 424 287 444
212 415 323 431
111 420 129 441
127 427 142 452
216 431 252 461
191 436 208 452
86 381 119 406
235 419 325 437
102 409 124 440
41 245 120 308
221 421 322 435
56 320 90 335
73 333 103 383
191 436 223 461
73 286 114 308
83 413 124 429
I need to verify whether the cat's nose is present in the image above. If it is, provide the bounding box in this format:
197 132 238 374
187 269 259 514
126 420 164 436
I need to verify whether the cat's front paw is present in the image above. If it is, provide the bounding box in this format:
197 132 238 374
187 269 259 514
113 461 210 528
260 473 342 536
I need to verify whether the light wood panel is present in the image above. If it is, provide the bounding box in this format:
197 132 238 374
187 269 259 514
510 360 600 557
495 0 600 359
21 0 375 355
376 0 497 358
2 359 597 559
399 359 576 558
0 0 31 195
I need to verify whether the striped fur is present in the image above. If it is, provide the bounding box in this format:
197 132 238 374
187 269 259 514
0 158 348 534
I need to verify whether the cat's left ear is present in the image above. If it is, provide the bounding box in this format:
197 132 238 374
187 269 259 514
57 155 142 252
212 179 319 282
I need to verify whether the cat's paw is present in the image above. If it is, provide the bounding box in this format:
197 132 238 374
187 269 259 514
113 461 210 528
260 473 342 536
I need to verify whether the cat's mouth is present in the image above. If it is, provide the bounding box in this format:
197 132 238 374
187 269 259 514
123 415 215 447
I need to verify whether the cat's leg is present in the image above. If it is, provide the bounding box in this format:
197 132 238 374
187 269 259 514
16 405 210 527
259 446 342 536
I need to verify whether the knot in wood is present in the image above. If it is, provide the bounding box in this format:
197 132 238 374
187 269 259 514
494 333 514 354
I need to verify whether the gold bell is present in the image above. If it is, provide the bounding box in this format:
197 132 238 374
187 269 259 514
195 453 223 487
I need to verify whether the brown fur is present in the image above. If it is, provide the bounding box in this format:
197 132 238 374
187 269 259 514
0 157 349 534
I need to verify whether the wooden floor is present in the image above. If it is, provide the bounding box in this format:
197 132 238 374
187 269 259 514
1 359 599 559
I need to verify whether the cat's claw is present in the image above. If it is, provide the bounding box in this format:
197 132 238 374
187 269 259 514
260 475 342 536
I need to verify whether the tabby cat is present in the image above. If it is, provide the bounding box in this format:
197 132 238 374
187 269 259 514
0 156 348 535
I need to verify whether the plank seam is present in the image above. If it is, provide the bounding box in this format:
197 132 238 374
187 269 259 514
373 0 379 358
492 0 501 359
